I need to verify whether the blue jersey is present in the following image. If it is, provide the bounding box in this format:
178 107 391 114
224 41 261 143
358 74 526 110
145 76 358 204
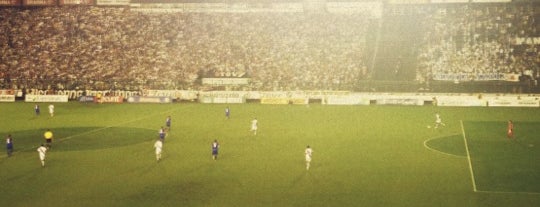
166 117 171 127
212 142 219 155
159 128 165 139
6 138 13 149
6 137 13 156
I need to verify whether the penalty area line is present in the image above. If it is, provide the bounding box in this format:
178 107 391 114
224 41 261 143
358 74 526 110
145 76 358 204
461 120 478 192
423 133 466 158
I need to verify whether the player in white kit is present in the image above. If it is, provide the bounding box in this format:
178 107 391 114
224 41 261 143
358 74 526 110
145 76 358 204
251 118 258 135
48 104 55 117
305 145 313 170
154 139 163 162
37 144 48 167
435 113 445 129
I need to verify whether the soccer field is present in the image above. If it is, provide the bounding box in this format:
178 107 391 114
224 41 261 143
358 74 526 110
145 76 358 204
0 102 539 207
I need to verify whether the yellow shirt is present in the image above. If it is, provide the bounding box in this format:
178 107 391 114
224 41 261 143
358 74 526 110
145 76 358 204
44 131 53 140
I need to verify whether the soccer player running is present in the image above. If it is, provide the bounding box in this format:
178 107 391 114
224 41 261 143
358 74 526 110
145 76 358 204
250 118 258 136
154 139 163 162
44 129 53 148
6 134 13 157
435 112 445 129
507 120 514 139
37 144 48 167
165 116 171 131
305 145 313 170
159 127 166 142
34 104 40 116
225 107 230 119
48 104 54 117
212 140 219 160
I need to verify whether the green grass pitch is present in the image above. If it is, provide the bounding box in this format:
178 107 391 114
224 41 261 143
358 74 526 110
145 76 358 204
1 102 539 207
463 121 540 193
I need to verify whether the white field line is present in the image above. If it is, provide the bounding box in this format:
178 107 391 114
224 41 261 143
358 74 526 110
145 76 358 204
0 107 178 158
423 133 466 158
59 107 178 143
475 190 540 195
461 120 478 192
57 107 178 143
461 120 540 195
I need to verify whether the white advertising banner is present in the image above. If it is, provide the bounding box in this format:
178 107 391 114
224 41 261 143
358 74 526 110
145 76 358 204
25 95 69 103
127 96 172 103
198 91 246 103
0 95 15 102
144 90 197 100
436 96 486 107
325 96 370 105
376 98 424 106
211 97 245 104
488 99 539 107
96 0 129 6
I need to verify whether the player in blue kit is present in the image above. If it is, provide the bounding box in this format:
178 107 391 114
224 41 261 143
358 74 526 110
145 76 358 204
6 134 13 157
159 127 166 142
34 104 40 116
165 116 171 131
225 107 230 119
212 139 219 160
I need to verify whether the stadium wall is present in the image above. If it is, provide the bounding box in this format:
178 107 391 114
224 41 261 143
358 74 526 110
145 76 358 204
0 95 15 102
10 89 540 107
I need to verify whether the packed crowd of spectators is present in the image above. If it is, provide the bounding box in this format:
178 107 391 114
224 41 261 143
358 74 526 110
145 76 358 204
0 3 539 92
415 3 540 85
0 6 371 91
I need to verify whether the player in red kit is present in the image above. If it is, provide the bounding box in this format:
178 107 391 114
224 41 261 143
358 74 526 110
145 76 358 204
507 120 514 139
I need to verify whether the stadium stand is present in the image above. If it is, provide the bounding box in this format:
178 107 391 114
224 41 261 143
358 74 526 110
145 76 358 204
0 1 538 93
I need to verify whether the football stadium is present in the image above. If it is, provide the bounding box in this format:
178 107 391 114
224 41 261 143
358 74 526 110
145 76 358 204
1 0 540 206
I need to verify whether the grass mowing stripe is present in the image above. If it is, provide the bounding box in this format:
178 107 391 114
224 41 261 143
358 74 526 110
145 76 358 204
475 190 540 195
465 121 540 194
0 107 178 159
461 120 478 192
3 103 540 207
56 107 179 144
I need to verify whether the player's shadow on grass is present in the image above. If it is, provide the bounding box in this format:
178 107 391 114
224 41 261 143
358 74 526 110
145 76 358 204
3 127 156 152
